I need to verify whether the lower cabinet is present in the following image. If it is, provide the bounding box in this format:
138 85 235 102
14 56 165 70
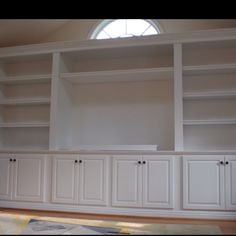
183 155 236 210
112 155 174 209
52 154 109 206
0 154 46 202
52 155 79 204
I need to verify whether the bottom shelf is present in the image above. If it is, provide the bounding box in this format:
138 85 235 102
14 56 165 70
57 145 159 151
184 124 236 151
0 127 49 150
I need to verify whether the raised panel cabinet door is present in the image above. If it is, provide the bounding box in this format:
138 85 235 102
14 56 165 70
79 155 109 206
225 155 236 210
0 155 12 200
51 155 79 204
12 154 46 202
142 156 174 208
112 155 142 207
183 155 225 210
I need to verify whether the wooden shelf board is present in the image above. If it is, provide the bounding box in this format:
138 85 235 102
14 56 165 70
61 67 173 84
0 122 50 128
183 90 236 99
0 74 51 84
0 98 50 106
183 119 236 125
183 63 236 75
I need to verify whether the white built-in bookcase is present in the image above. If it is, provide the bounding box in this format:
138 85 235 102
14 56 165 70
182 40 236 151
0 29 236 151
0 54 52 150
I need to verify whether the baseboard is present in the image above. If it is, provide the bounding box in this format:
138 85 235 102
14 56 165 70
0 201 236 220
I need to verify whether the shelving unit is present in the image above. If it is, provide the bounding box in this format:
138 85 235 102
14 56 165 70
182 39 236 151
0 29 235 152
0 54 52 150
51 43 174 151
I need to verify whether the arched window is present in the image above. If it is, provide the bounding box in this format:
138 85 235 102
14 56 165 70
90 19 161 40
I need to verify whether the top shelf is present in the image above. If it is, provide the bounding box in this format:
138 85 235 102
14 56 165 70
60 67 173 84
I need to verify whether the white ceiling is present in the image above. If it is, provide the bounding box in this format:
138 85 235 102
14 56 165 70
0 20 69 47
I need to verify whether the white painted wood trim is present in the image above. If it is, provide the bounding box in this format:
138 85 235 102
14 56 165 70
51 155 79 204
1 28 236 57
225 155 236 210
11 154 46 202
0 98 50 106
183 91 236 99
183 63 236 75
142 155 174 209
49 53 60 150
0 201 236 220
1 150 236 155
61 67 173 84
183 155 225 210
111 155 143 207
0 122 50 128
69 145 159 151
0 74 51 84
174 44 183 151
78 155 109 206
183 119 236 125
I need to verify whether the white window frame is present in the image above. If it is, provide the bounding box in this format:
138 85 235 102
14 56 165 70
89 19 163 40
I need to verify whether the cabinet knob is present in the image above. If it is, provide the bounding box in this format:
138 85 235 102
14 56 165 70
220 161 224 165
13 159 16 162
138 161 142 164
225 161 229 165
79 160 82 163
75 160 78 163
10 158 12 162
142 161 146 164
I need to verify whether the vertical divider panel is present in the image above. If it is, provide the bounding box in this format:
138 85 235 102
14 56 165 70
49 53 60 150
174 44 183 151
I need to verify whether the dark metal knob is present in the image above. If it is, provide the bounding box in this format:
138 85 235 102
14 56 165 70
225 161 229 165
13 159 16 162
220 161 224 165
138 161 142 164
10 158 12 162
75 160 78 163
79 160 82 163
142 161 146 164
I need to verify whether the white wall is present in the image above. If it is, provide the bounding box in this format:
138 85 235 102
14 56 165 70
40 19 236 43
69 80 174 150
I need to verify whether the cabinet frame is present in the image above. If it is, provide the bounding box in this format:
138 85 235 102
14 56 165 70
112 155 174 209
0 154 46 202
182 155 236 210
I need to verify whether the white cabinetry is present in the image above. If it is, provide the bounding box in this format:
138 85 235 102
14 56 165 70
0 54 52 150
112 155 142 207
183 155 236 210
52 154 79 204
182 40 236 151
79 155 109 206
0 154 46 202
52 154 109 206
52 43 174 151
112 155 174 209
225 155 236 210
